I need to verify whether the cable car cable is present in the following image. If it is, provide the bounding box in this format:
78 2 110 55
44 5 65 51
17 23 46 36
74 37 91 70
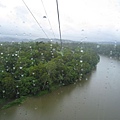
41 0 56 39
22 0 50 39
56 0 62 50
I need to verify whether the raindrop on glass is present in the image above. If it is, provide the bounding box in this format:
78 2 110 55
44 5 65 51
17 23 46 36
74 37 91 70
80 50 83 53
32 72 35 75
110 51 112 55
21 74 24 77
3 90 5 93
19 67 23 69
97 45 100 48
13 67 15 70
80 60 83 63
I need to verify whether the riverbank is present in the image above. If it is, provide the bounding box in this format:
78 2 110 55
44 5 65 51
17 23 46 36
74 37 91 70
0 70 96 110
0 83 60 110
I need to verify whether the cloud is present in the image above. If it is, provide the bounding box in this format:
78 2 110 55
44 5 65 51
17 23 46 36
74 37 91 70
0 0 120 42
0 2 6 8
0 4 6 8
14 6 29 20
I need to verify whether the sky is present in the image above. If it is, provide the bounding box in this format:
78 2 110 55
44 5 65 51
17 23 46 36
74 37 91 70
0 0 120 42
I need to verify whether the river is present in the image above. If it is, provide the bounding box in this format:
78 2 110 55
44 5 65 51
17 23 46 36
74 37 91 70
0 55 120 120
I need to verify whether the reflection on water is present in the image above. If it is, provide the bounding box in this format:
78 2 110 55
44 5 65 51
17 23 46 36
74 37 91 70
1 56 120 120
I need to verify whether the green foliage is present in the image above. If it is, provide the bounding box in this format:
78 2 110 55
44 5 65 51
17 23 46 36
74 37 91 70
1 96 26 109
0 41 99 101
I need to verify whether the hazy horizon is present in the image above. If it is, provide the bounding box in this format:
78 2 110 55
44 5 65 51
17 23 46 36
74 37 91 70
0 0 120 42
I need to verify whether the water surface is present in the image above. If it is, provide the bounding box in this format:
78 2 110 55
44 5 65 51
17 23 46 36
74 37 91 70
0 55 120 120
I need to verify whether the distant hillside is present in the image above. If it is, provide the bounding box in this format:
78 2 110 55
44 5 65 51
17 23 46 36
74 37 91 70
0 36 120 44
0 37 30 42
0 36 73 43
34 38 73 43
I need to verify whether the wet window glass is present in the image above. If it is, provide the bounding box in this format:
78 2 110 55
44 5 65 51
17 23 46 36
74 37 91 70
0 0 120 120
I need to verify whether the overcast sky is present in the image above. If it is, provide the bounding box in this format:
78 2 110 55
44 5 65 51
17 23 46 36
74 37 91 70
0 0 120 42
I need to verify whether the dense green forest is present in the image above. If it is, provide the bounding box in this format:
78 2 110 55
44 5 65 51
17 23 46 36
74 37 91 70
76 43 120 60
97 44 120 59
67 42 120 59
0 41 99 100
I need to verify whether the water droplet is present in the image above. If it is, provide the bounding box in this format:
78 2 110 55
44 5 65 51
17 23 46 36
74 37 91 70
105 87 107 89
80 60 83 63
21 74 24 77
81 68 83 71
13 67 15 69
80 50 83 53
3 112 6 115
33 80 35 82
110 51 112 55
34 107 37 110
19 67 23 69
97 45 100 48
114 44 117 48
15 54 18 56
23 33 26 36
3 90 5 93
53 48 55 51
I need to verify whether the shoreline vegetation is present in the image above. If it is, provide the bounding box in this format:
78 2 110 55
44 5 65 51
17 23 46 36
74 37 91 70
0 72 93 110
0 41 100 110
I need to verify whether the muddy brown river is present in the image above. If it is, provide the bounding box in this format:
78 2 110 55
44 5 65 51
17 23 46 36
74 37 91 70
0 55 120 120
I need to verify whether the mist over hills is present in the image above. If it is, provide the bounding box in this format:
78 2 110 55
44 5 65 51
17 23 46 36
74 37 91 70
0 36 120 44
0 36 73 43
